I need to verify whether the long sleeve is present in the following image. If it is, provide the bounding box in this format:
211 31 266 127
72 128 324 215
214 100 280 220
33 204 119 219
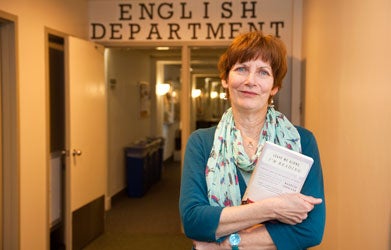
264 126 326 249
179 126 326 248
179 127 223 241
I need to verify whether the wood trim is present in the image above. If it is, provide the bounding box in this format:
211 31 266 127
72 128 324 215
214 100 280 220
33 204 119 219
0 11 20 250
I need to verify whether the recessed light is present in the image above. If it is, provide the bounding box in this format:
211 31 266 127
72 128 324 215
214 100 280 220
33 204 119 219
156 47 170 51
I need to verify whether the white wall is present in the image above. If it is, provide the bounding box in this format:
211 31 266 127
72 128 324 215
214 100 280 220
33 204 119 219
303 0 390 249
1 1 89 249
106 48 153 197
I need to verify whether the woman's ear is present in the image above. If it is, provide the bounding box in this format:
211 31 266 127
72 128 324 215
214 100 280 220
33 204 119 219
221 79 228 88
271 86 279 96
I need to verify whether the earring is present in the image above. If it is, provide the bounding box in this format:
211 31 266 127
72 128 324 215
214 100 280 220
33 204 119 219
268 98 274 108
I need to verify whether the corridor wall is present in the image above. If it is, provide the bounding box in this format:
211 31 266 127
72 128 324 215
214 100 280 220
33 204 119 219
1 0 89 249
303 0 390 249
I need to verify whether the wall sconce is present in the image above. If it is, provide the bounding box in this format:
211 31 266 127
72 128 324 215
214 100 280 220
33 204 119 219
192 89 201 98
219 92 226 99
156 83 171 96
210 91 218 99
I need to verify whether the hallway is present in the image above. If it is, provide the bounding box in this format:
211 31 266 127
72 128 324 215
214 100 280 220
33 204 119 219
84 160 192 250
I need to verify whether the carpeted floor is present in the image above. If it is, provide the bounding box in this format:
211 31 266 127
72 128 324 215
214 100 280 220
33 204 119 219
83 160 193 250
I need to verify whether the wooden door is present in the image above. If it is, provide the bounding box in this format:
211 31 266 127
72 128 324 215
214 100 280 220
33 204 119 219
66 36 107 249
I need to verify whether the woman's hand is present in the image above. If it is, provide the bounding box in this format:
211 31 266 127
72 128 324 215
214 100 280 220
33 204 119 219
267 193 322 225
193 224 276 250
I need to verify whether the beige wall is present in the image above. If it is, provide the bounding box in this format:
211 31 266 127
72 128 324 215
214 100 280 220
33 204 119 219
106 48 153 197
1 0 89 249
303 0 390 249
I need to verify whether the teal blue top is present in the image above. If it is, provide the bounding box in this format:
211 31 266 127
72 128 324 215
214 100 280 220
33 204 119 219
179 126 326 250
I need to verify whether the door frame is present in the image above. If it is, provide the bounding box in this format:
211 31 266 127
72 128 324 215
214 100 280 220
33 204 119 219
0 10 20 250
45 28 70 249
45 30 108 250
46 28 68 249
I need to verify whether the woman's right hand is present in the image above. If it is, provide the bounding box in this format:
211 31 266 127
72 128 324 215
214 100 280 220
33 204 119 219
215 194 322 240
266 193 322 225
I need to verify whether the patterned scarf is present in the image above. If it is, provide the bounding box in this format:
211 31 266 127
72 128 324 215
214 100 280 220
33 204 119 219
205 107 301 207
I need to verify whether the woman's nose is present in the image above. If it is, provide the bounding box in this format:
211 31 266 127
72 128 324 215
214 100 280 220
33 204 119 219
245 71 256 85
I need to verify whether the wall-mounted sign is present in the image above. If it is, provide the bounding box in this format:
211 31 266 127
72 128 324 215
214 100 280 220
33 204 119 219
88 0 293 44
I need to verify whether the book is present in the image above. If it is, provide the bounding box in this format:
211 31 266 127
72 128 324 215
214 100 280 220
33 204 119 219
242 141 314 203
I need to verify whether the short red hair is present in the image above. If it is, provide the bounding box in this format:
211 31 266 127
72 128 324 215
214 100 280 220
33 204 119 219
218 31 287 91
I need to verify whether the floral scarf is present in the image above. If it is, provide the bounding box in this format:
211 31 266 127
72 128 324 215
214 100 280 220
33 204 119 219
205 107 301 207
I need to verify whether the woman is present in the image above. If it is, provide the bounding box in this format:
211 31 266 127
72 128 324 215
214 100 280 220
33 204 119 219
179 31 325 250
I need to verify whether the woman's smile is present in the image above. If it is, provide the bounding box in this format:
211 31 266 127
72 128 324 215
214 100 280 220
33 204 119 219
238 89 258 97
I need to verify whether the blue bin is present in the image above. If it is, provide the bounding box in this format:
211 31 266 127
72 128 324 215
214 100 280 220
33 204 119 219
125 137 164 197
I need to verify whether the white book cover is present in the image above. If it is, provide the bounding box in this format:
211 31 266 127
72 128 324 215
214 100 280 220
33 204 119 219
243 141 314 203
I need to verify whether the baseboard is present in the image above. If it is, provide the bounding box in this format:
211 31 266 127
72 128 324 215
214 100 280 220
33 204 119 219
110 188 126 204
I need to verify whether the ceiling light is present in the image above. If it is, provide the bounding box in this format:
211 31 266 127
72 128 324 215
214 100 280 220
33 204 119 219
156 47 170 51
156 83 171 95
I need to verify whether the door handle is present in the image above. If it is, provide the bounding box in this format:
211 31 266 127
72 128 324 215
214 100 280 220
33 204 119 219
72 149 82 157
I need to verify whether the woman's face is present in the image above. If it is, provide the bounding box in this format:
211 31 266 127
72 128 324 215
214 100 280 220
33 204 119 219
222 58 278 113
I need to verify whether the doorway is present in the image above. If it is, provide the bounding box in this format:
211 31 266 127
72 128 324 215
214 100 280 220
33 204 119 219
48 33 66 249
0 12 20 250
189 47 227 132
105 46 228 199
47 33 107 250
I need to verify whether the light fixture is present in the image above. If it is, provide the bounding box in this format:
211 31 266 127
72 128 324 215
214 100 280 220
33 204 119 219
156 83 171 96
219 92 226 99
156 47 170 51
192 89 201 98
210 91 218 99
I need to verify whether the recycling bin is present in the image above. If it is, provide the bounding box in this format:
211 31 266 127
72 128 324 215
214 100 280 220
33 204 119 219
124 137 164 197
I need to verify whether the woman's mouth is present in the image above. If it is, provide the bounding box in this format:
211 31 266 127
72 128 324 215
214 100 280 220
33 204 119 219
240 90 257 96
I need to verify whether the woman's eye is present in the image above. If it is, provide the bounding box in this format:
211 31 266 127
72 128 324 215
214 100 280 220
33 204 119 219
259 69 271 78
234 66 247 73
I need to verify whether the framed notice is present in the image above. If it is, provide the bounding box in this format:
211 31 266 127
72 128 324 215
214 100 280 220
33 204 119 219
139 81 150 118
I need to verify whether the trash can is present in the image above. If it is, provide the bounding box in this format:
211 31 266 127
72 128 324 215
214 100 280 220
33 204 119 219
150 137 165 183
124 137 164 197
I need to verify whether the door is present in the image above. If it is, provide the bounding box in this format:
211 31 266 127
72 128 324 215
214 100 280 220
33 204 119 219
66 36 107 249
